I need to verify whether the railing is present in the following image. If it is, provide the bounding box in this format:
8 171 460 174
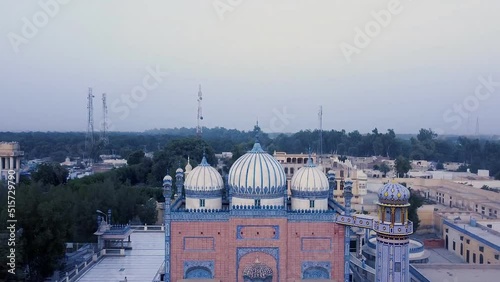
350 253 375 282
366 238 376 249
152 261 165 282
130 225 165 232
410 239 425 253
57 252 104 282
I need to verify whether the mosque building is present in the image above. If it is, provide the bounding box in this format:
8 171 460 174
161 139 413 282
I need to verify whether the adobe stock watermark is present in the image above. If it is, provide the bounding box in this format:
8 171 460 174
212 0 244 21
339 0 412 63
261 107 295 134
7 0 72 54
441 75 499 132
106 65 169 130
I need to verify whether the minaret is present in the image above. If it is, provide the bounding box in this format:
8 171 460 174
163 173 173 282
175 164 184 198
343 178 353 282
327 170 336 201
375 182 412 282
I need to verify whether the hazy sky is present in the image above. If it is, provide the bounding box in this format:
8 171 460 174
1 0 499 135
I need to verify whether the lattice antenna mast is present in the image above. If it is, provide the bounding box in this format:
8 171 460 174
318 105 323 165
100 93 109 145
196 84 203 137
85 87 95 164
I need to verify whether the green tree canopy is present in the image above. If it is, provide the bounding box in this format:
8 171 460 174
395 156 411 177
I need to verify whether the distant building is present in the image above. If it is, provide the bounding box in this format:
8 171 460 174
443 218 500 265
273 152 367 210
0 142 24 183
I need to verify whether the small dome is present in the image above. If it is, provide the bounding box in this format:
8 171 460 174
378 182 410 205
228 141 286 198
290 158 329 196
243 258 273 280
176 167 184 174
185 157 193 173
184 155 223 192
163 175 172 186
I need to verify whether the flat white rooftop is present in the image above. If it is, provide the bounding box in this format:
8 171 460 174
415 265 500 281
77 232 164 282
449 221 500 249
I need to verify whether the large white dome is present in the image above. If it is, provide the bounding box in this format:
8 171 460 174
290 159 329 194
184 155 223 192
228 141 286 199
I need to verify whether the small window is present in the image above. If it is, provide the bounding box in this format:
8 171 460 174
309 200 315 208
200 199 205 207
479 246 484 252
255 199 261 207
466 239 470 244
394 262 401 272
495 255 499 260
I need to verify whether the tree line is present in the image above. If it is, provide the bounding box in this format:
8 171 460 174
1 127 500 178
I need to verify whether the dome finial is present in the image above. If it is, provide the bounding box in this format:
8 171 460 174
200 149 209 166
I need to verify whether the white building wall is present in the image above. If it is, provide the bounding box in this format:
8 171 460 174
185 197 222 210
291 198 328 210
232 197 283 207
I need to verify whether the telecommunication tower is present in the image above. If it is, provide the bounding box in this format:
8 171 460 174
196 85 203 137
100 93 109 145
85 88 95 164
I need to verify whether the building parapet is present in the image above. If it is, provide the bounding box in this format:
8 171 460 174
443 220 500 252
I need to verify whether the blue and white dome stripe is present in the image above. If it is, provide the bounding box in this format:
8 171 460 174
228 142 286 198
184 155 223 193
290 158 329 198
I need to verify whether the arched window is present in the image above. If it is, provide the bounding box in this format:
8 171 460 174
290 168 295 174
298 158 303 164
303 267 329 279
285 167 289 174
394 208 402 223
480 254 484 264
185 266 212 279
385 208 391 223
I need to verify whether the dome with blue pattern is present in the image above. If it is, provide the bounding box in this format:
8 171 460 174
163 175 172 186
377 182 410 205
184 155 223 194
290 158 329 198
228 141 286 199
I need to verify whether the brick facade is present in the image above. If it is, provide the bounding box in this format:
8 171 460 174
171 218 345 281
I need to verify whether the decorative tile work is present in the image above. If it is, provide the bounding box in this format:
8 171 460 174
183 260 214 279
301 261 331 279
185 189 223 198
236 247 279 282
